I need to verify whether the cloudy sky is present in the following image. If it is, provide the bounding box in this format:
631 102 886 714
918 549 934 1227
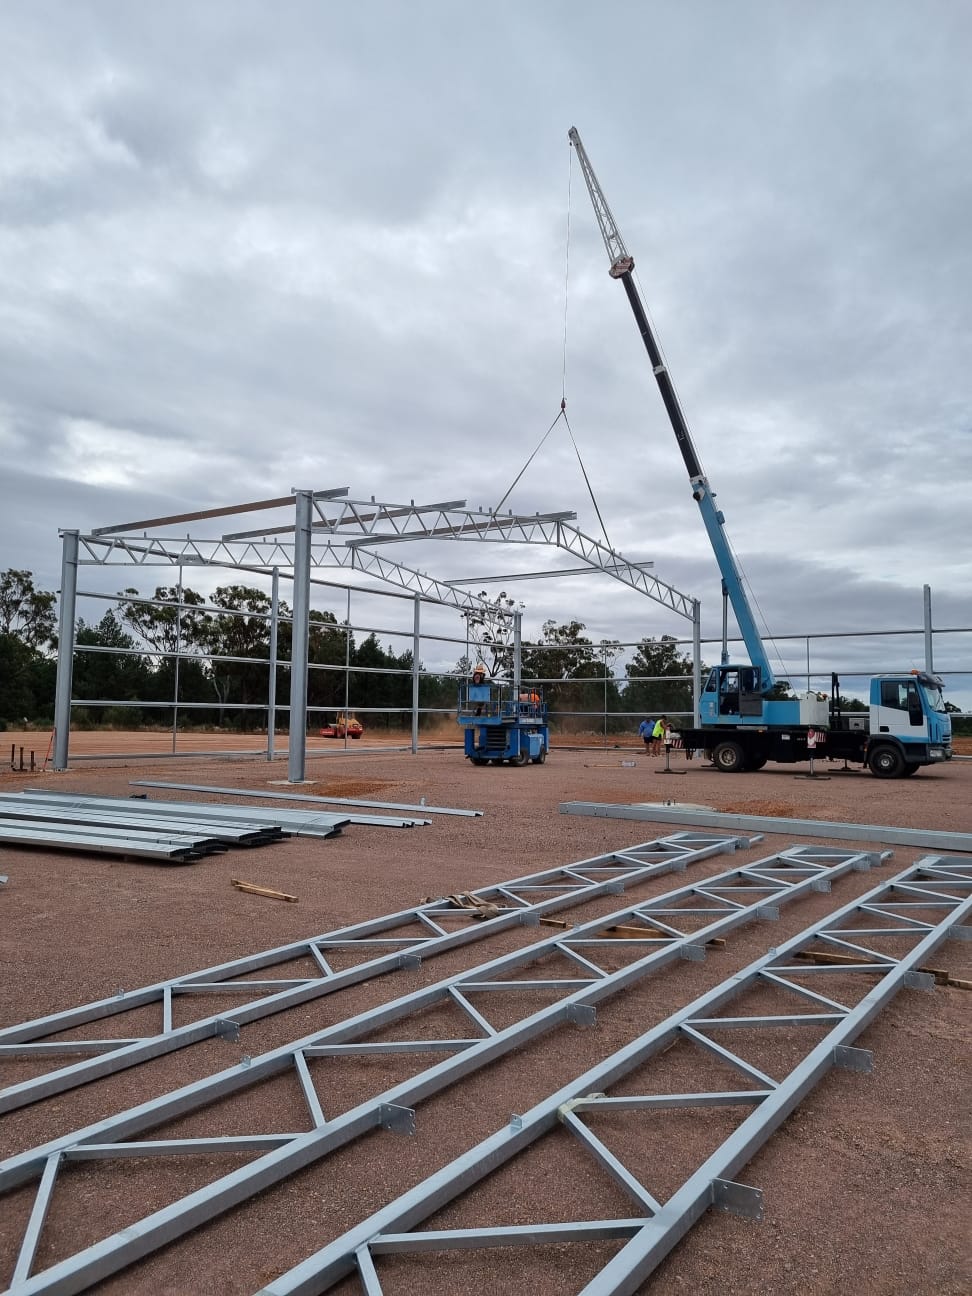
1 1 968 701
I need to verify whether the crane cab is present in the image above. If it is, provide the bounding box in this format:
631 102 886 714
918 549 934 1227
699 665 829 729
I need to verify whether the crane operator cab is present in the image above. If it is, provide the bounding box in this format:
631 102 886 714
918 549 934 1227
703 665 765 721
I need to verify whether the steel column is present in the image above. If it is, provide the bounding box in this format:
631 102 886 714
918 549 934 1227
411 593 420 755
267 567 280 761
52 529 79 772
923 583 934 673
287 491 313 782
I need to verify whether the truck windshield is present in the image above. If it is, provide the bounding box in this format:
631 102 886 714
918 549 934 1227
920 683 946 713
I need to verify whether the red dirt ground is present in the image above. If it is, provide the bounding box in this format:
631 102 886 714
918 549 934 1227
0 733 969 1294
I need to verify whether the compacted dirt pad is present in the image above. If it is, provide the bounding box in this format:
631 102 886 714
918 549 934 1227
0 738 969 1295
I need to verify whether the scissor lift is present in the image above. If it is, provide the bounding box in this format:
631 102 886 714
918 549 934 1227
457 681 549 766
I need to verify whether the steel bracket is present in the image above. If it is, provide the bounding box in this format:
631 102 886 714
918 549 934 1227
606 881 624 895
811 878 832 893
833 1044 872 1073
567 1004 596 1026
679 944 706 962
711 1177 763 1219
755 905 780 921
519 911 540 927
903 970 935 992
397 954 422 970
215 1020 241 1043
947 924 972 942
379 1104 415 1135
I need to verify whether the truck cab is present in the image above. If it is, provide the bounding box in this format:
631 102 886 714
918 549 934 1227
864 671 952 776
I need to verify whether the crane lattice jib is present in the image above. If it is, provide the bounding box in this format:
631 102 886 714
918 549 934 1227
567 127 633 278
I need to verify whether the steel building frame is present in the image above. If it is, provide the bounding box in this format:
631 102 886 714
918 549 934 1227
54 488 703 779
0 832 749 1115
1 844 880 1294
258 853 972 1296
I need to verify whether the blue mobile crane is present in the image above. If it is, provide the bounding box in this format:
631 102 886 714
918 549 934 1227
569 127 951 777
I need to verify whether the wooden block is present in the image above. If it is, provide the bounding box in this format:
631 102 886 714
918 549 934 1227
232 879 298 903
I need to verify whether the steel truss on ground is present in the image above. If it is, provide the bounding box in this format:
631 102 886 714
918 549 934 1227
1 843 883 1294
260 853 972 1296
0 832 749 1115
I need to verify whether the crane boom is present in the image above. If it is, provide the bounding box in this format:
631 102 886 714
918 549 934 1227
568 126 775 691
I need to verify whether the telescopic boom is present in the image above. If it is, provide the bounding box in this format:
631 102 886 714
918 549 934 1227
568 126 775 691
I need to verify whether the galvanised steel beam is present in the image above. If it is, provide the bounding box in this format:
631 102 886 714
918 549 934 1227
560 801 972 853
0 796 288 846
0 846 879 1294
0 833 748 1114
125 780 482 817
222 498 471 541
260 854 972 1296
90 489 351 537
0 820 224 862
19 791 413 832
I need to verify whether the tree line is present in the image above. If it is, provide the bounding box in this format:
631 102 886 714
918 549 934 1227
0 570 709 735
9 568 956 738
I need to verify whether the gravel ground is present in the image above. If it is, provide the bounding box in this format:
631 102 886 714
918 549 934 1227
0 736 969 1295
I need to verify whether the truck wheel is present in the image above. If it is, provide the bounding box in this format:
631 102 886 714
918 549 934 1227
868 745 905 778
469 756 486 766
513 750 529 766
531 749 547 764
747 756 768 771
712 741 746 772
901 762 920 777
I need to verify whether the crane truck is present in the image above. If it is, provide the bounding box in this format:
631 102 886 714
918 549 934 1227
568 126 952 778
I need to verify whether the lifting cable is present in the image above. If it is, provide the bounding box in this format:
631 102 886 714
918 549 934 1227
493 143 614 552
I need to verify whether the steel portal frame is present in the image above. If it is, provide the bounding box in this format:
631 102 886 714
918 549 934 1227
0 844 877 1294
55 489 702 779
258 853 972 1296
0 832 749 1115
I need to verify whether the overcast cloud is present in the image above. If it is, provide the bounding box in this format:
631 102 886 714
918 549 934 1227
0 1 968 701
